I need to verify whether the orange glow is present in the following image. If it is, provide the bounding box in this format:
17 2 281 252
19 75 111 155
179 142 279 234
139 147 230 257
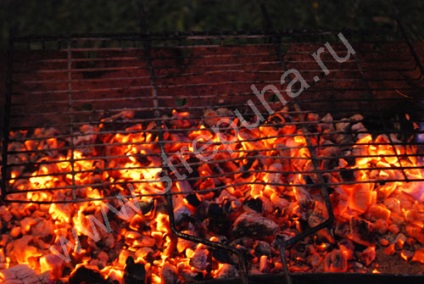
102 267 124 283
3 109 424 282
412 249 424 264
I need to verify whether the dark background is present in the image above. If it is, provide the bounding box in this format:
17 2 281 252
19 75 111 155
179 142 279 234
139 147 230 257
1 0 423 47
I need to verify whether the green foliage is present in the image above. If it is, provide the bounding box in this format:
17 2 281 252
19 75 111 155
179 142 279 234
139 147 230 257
1 0 423 48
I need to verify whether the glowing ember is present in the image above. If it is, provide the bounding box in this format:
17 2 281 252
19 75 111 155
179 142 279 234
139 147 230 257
1 108 424 282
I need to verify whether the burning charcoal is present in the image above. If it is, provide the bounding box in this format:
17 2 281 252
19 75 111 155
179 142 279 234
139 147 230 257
269 193 290 211
240 153 257 172
350 261 368 273
69 266 107 284
292 186 311 209
324 249 348 272
129 215 147 232
124 256 146 284
405 225 424 244
10 227 21 238
97 251 109 266
348 184 373 214
203 108 235 128
334 134 353 146
136 236 156 247
307 112 320 122
135 247 154 263
0 206 13 222
366 204 391 224
394 233 407 250
320 113 334 127
357 246 376 266
203 109 220 127
205 203 232 235
232 212 279 238
319 140 339 158
308 201 333 243
350 114 364 122
259 255 270 273
40 254 65 279
20 217 37 234
160 262 178 284
213 263 239 279
174 205 193 225
340 168 355 181
302 175 314 185
189 247 210 271
175 179 194 195
254 241 272 257
335 118 351 132
223 199 242 214
139 200 155 215
117 200 143 220
177 230 197 253
7 235 40 264
338 239 355 260
307 252 323 269
384 243 396 256
186 193 201 207
348 217 376 246
178 265 202 282
125 231 155 248
72 125 98 147
401 249 414 261
351 122 367 133
168 110 193 128
0 264 50 284
32 219 55 238
211 248 237 265
100 110 136 132
102 110 135 122
208 203 223 217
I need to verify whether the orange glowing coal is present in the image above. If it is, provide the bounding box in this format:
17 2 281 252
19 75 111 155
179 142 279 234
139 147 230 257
1 108 424 283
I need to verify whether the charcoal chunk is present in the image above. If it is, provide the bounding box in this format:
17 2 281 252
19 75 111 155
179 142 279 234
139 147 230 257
340 169 355 181
124 256 146 284
186 193 201 207
232 212 279 238
348 217 376 247
254 241 272 257
208 203 223 217
140 200 154 215
211 248 237 265
69 266 107 284
243 198 263 213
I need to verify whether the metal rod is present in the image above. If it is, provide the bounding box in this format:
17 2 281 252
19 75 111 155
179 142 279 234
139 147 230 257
1 31 15 201
67 38 77 201
278 240 293 284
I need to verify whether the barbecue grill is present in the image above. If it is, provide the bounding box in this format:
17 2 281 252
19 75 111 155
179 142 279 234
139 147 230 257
1 19 424 284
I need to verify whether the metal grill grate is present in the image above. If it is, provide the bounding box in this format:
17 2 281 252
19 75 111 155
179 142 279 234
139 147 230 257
1 31 424 282
3 32 424 201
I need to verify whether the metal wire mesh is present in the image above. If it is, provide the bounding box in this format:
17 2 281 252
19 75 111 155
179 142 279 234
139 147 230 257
2 32 424 202
1 31 424 282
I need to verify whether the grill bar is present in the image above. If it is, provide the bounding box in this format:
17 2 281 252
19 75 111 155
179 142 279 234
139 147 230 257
1 33 14 198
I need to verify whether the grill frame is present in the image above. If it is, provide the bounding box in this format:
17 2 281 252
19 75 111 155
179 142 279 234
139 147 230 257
1 30 424 283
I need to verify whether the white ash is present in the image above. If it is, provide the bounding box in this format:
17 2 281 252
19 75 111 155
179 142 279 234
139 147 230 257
232 212 279 237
